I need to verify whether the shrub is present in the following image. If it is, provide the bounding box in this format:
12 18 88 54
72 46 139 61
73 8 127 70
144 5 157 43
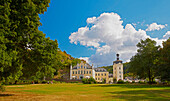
34 80 40 84
82 77 96 84
138 81 145 84
102 79 106 84
42 80 47 84
117 79 124 84
125 81 130 84
132 81 135 83
0 84 5 92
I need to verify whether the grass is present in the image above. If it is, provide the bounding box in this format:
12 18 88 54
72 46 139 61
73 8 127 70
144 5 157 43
0 83 170 101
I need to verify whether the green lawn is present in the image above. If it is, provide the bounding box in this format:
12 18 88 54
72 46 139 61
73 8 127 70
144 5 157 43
0 83 170 101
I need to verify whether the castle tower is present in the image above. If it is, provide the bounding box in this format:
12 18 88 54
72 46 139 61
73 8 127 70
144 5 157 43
70 64 72 80
113 54 123 81
92 64 95 79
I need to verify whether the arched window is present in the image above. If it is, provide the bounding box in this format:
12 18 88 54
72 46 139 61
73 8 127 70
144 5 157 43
89 71 91 74
87 71 88 74
73 71 74 74
81 70 83 74
84 70 86 74
78 70 80 74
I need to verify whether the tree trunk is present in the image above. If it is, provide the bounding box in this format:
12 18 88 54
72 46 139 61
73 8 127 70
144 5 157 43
148 70 151 84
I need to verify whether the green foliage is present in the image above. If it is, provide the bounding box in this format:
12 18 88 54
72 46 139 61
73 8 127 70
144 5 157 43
117 79 124 84
70 81 79 83
129 38 160 84
82 77 96 84
138 81 146 84
0 84 5 92
98 66 113 73
0 0 51 82
158 38 170 81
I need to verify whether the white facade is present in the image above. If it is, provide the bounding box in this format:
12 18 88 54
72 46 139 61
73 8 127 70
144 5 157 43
113 54 123 81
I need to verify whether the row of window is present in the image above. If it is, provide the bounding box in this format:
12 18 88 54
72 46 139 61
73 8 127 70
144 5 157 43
114 71 123 74
73 70 91 74
95 77 106 80
95 73 107 76
114 67 121 70
76 65 88 69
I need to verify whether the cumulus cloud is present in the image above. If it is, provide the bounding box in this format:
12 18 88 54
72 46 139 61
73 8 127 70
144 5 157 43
146 23 167 31
79 57 90 64
69 12 166 66
163 31 170 39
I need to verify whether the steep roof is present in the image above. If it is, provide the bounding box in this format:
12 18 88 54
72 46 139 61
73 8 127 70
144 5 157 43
95 68 108 72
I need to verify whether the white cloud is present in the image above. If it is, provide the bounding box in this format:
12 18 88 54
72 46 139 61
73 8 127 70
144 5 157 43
146 23 167 31
163 31 170 39
79 57 90 64
69 12 165 66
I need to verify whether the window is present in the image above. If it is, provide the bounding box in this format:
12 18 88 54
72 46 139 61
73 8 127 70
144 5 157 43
84 70 85 74
81 65 83 69
81 70 83 74
119 67 121 70
119 71 121 74
98 73 100 76
101 73 103 76
95 74 97 76
78 70 80 74
76 71 77 74
87 71 88 74
89 71 91 74
115 68 116 70
101 78 103 80
98 78 100 80
84 66 86 69
105 73 106 76
96 78 97 80
119 75 121 78
73 71 74 74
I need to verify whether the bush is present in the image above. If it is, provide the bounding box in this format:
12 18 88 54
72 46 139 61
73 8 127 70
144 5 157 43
117 79 124 84
113 79 117 83
125 81 130 84
70 81 79 83
82 77 96 84
42 80 47 84
138 81 145 84
132 81 135 83
34 80 40 84
0 84 5 92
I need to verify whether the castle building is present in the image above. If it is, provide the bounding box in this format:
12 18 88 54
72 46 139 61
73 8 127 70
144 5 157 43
113 54 123 81
94 68 109 83
70 61 109 83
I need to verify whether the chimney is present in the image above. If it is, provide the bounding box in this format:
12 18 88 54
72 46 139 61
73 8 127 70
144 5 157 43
116 54 119 60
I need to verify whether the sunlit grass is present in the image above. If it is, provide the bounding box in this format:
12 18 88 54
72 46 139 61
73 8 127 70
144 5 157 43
0 83 170 101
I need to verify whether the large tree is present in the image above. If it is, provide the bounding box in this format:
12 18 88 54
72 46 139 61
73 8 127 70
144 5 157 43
129 38 160 84
158 38 170 81
0 0 51 82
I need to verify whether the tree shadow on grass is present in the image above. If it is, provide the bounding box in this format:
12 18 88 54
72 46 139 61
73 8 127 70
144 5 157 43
107 89 170 101
0 94 14 97
92 84 170 88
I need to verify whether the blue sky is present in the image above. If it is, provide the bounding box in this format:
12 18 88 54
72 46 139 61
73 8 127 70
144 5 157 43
39 0 170 66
